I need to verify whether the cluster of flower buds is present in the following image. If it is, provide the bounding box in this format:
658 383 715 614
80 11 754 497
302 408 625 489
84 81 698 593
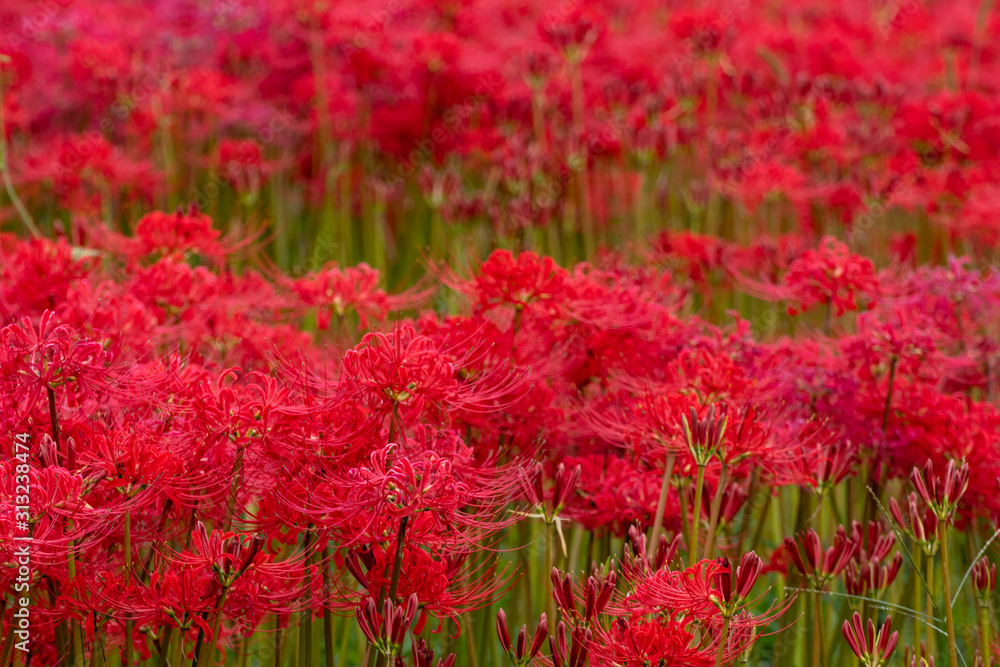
844 522 903 596
973 557 997 602
681 404 729 466
710 551 764 616
520 462 582 522
624 525 683 572
394 639 455 667
889 493 940 555
910 458 969 520
496 610 547 666
356 594 419 658
549 620 591 667
783 525 860 589
842 613 899 667
903 647 934 666
548 566 617 625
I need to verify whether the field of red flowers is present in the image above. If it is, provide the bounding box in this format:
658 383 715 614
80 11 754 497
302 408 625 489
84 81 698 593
4 0 1000 665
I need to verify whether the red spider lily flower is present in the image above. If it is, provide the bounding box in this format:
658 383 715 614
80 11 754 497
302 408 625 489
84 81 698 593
340 324 524 429
614 556 790 633
90 207 244 265
0 235 97 314
0 310 108 393
733 237 880 319
782 236 880 317
325 438 521 544
842 613 899 667
589 610 764 667
176 522 266 587
288 262 430 330
441 249 570 322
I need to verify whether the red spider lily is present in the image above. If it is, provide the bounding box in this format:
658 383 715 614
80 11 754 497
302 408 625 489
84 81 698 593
288 262 430 330
613 556 790 634
6 6 1000 657
121 207 234 264
589 612 745 667
341 324 525 428
735 236 881 318
442 249 570 320
0 310 108 394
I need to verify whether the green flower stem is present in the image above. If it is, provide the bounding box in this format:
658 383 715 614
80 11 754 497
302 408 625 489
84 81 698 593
690 464 707 566
940 521 959 667
648 455 676 557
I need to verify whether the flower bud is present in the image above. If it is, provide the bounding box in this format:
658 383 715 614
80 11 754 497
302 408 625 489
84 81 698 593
529 614 547 658
495 609 511 653
973 557 996 597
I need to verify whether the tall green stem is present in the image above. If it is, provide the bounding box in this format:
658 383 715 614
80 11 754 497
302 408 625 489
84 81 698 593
814 592 827 667
703 461 728 560
940 522 959 667
373 516 410 667
298 533 314 667
648 455 676 558
322 546 335 667
124 513 133 667
689 464 706 566
981 601 991 667
713 615 731 667
545 520 556 632
927 552 936 659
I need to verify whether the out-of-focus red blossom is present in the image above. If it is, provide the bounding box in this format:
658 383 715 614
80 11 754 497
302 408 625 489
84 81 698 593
782 236 880 316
